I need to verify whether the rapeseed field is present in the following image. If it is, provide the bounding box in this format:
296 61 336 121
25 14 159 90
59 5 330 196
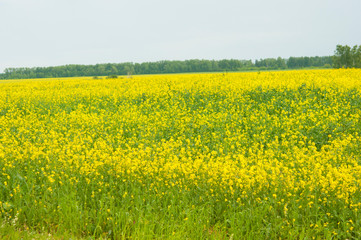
1 69 361 239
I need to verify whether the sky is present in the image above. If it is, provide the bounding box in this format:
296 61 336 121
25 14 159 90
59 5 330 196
0 0 360 73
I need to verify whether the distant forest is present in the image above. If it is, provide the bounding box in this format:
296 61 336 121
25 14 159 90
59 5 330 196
0 56 333 80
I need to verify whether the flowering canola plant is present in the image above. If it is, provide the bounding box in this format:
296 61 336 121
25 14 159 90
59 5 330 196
1 69 361 238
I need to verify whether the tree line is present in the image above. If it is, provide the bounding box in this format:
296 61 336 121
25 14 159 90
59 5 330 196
2 44 360 80
0 56 333 80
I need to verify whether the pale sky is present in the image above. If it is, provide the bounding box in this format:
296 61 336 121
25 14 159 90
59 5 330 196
0 0 360 73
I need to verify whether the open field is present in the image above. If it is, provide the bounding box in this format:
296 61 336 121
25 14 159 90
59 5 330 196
1 69 361 239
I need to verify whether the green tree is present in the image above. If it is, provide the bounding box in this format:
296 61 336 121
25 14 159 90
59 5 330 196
351 45 361 68
333 45 352 68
